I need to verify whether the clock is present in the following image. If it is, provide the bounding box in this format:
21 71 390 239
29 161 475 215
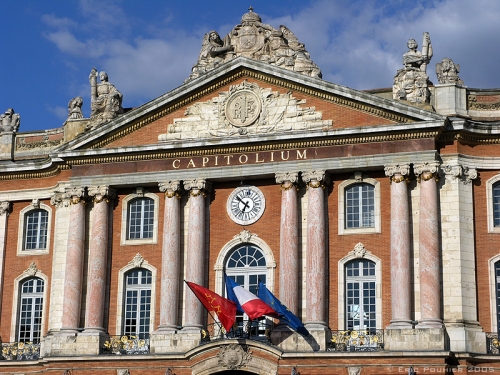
227 186 265 225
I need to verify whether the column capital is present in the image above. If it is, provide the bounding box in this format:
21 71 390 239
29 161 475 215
302 170 329 189
384 164 410 183
414 161 440 182
276 172 299 190
183 179 212 197
0 201 11 216
88 186 116 203
62 187 87 205
159 181 182 198
442 164 477 185
50 193 71 208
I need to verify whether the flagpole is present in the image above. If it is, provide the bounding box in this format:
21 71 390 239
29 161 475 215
184 280 227 338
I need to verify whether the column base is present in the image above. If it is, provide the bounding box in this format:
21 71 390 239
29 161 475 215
270 325 324 351
386 319 413 329
418 318 443 329
384 328 447 351
445 321 486 353
43 331 109 357
150 330 201 353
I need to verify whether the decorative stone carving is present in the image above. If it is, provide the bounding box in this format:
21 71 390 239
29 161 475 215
131 253 144 268
217 344 252 370
348 367 362 375
352 242 368 258
393 33 433 104
0 201 11 216
354 171 363 182
160 80 330 141
24 262 39 277
31 199 40 209
468 95 500 111
441 164 462 182
183 179 211 196
463 167 477 184
414 161 440 182
17 136 63 150
291 367 300 375
63 187 86 205
88 186 116 203
187 8 321 81
117 370 130 375
384 164 410 183
68 96 84 119
302 170 328 188
89 68 123 127
234 229 255 243
165 369 174 375
159 181 182 198
0 108 20 133
135 187 145 197
436 57 464 85
275 172 299 186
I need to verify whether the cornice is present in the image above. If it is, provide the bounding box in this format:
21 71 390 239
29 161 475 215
0 164 69 181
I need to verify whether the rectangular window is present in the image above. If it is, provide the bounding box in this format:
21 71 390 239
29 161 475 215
24 210 48 250
494 184 500 226
346 184 375 229
128 199 154 240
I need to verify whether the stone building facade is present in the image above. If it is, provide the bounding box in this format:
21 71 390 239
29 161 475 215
1 9 500 375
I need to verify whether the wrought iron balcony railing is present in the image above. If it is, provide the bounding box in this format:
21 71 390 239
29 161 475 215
486 332 500 354
327 330 384 352
1 341 41 360
101 335 150 355
201 320 274 345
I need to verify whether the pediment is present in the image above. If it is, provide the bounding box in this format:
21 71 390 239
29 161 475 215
57 57 443 153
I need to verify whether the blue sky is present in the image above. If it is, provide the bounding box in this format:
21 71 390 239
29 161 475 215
1 0 499 132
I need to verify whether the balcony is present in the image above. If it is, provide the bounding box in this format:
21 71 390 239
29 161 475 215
327 330 384 352
1 341 41 360
201 320 274 345
100 335 150 355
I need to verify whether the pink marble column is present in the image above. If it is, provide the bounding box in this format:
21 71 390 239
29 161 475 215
59 188 86 333
276 172 299 315
183 179 211 330
415 162 443 328
0 201 11 326
384 164 412 328
84 186 115 333
302 170 328 327
157 181 182 331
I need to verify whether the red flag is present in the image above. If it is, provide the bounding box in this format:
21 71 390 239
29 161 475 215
186 281 237 332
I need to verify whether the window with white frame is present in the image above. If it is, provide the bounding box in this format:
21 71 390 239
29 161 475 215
495 261 500 334
121 192 159 245
345 183 375 229
123 269 152 338
338 177 380 235
345 259 376 331
24 210 49 250
18 278 44 342
494 182 500 227
225 245 268 334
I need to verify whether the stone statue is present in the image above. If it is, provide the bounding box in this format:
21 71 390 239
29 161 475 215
187 7 321 81
68 96 84 119
190 31 234 80
436 57 464 85
89 68 123 126
0 108 20 133
393 33 433 104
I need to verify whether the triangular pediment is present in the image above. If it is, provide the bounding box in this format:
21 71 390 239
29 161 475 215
56 57 443 155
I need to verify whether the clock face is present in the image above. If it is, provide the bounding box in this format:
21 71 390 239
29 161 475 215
227 186 265 225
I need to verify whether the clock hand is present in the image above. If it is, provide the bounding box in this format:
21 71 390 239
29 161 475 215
236 195 251 212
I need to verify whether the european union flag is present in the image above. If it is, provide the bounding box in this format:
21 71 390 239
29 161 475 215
257 282 308 335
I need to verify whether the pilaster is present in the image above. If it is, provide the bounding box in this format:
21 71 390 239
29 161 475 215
0 201 11 325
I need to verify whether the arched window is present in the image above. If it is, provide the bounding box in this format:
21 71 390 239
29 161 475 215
495 261 500 334
345 183 375 229
345 259 376 331
493 182 500 227
127 198 154 240
18 278 44 342
24 210 49 250
123 269 152 338
225 245 268 332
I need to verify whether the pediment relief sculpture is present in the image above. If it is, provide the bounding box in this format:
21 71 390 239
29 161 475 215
0 108 20 133
436 57 464 85
187 7 321 81
159 80 331 141
88 68 124 128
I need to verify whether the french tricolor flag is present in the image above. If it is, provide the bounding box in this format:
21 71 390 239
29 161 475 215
225 275 278 320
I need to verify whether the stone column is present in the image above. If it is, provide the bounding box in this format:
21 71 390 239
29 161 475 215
84 186 115 333
276 172 299 315
183 179 211 330
0 201 11 324
157 181 182 331
384 164 412 328
56 188 86 334
302 170 328 328
414 162 443 328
